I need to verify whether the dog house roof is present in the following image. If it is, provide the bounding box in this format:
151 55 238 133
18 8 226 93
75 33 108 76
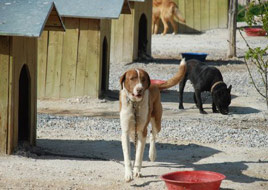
54 0 131 19
129 0 146 2
0 0 64 37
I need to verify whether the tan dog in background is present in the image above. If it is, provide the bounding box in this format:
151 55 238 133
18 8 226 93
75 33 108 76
119 59 186 182
152 0 185 35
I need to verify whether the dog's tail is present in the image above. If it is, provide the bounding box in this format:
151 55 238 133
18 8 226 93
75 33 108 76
173 5 185 23
157 58 186 90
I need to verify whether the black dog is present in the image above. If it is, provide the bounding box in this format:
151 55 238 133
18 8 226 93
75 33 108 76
179 59 232 115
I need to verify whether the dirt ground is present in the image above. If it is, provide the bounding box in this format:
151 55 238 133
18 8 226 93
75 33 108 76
1 28 268 190
1 90 267 190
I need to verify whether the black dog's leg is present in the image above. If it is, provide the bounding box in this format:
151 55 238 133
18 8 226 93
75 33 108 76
195 90 207 114
212 102 219 113
193 93 198 108
179 77 187 109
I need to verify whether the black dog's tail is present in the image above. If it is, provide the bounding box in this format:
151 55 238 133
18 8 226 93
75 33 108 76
157 59 186 90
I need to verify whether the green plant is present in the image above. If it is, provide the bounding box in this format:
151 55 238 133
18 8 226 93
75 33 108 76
239 0 268 109
237 4 246 22
245 1 268 30
237 2 268 22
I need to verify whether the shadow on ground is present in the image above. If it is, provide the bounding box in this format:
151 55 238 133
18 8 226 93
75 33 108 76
230 106 261 114
106 90 239 103
18 139 266 186
205 59 245 66
106 90 260 115
125 57 245 66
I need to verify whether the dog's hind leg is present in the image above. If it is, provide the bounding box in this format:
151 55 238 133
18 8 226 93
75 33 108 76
154 18 160 34
149 117 160 162
161 17 169 35
152 17 160 34
133 131 146 178
179 77 187 109
193 92 198 107
195 90 207 114
152 20 155 34
170 19 177 35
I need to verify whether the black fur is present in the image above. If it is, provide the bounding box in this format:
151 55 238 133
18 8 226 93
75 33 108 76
179 59 232 114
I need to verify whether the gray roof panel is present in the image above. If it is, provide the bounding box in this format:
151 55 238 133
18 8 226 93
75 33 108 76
129 0 146 2
0 0 60 37
54 0 127 19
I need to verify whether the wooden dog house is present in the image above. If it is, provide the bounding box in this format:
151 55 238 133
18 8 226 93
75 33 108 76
110 0 153 64
37 0 130 99
0 0 64 154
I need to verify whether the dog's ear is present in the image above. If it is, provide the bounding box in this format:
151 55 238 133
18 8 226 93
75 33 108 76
228 85 232 93
120 72 126 90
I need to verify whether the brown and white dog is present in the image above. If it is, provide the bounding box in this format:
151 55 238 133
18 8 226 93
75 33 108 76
152 0 185 35
119 59 186 182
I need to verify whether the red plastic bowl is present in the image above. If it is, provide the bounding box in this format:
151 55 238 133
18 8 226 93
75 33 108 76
151 79 166 85
244 28 266 36
161 170 226 190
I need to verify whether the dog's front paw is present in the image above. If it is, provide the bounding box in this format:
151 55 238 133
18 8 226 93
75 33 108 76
133 167 142 178
125 169 133 182
179 104 184 109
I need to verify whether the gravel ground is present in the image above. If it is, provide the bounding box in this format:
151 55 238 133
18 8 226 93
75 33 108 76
1 26 268 190
37 112 267 148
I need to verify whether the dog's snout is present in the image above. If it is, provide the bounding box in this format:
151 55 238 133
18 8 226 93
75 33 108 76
135 84 144 93
137 88 143 93
133 84 144 98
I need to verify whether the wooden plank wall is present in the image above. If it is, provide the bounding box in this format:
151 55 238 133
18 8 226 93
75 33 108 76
60 18 79 98
83 19 100 98
158 0 228 33
110 2 135 64
75 19 89 96
38 18 102 98
46 31 64 98
37 31 48 98
0 36 10 154
7 37 14 155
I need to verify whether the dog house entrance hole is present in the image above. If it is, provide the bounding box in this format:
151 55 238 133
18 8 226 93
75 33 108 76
18 64 31 143
138 14 148 59
101 37 108 96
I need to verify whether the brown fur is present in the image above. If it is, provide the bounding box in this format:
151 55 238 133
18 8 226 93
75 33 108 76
152 0 185 35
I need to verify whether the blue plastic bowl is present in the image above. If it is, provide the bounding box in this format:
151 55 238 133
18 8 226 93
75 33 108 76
181 52 208 62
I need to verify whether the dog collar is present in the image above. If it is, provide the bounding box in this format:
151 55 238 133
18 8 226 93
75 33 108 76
123 83 139 107
211 81 224 93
